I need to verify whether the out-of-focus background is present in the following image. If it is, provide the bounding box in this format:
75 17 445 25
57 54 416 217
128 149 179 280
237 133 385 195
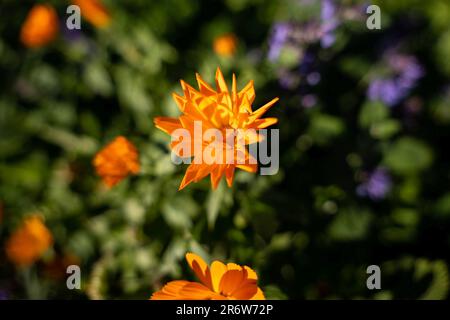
1 0 450 299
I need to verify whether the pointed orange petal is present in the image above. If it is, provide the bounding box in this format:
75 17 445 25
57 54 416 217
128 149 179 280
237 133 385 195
181 80 201 100
240 93 252 114
172 93 187 112
210 165 226 190
238 80 255 106
225 166 235 187
154 117 182 135
232 73 238 113
179 163 212 190
196 73 216 96
249 97 279 121
215 67 229 93
236 163 258 173
251 117 278 129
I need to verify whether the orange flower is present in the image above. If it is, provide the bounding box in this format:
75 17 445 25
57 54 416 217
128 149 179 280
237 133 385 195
154 68 279 190
73 0 111 28
44 254 80 280
213 33 238 57
20 4 59 48
93 136 140 187
151 253 265 300
6 215 53 267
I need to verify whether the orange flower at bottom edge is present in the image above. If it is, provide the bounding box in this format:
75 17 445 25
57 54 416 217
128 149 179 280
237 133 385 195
213 33 238 57
151 253 265 300
73 0 111 28
20 4 59 48
6 215 53 267
93 136 140 187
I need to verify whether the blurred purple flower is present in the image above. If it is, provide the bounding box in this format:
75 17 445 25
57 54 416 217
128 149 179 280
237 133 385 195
320 0 339 48
367 52 424 107
357 168 392 200
321 0 336 21
268 23 291 61
278 70 299 89
302 94 318 108
307 72 321 85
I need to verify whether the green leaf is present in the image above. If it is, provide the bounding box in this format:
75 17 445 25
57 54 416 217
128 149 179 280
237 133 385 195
384 137 433 175
370 119 401 140
358 101 389 128
415 259 449 300
435 29 450 76
308 113 345 145
263 285 288 300
278 47 302 68
162 196 198 230
84 61 113 97
434 193 450 217
206 181 226 230
328 208 372 241
392 208 419 227
340 56 372 79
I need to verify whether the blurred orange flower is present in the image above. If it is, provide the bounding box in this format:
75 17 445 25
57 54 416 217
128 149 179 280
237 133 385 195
213 33 238 57
20 4 59 48
154 68 279 190
6 215 53 267
74 0 111 28
151 253 265 300
93 136 140 187
44 254 81 280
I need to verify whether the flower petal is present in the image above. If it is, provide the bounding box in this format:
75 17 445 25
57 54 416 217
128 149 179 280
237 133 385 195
150 280 191 300
210 260 228 293
250 287 266 300
179 282 218 300
215 67 229 93
249 97 279 121
154 117 182 135
219 269 247 297
186 253 212 289
196 73 216 96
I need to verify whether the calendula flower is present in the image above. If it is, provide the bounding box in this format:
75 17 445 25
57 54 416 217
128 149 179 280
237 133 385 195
151 253 265 300
213 34 238 57
93 136 140 187
20 4 59 48
73 0 111 28
154 68 279 190
6 215 53 267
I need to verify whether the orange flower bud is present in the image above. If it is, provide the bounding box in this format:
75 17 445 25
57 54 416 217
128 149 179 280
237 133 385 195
20 4 59 48
213 33 238 57
6 215 53 267
73 0 111 28
93 136 140 187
